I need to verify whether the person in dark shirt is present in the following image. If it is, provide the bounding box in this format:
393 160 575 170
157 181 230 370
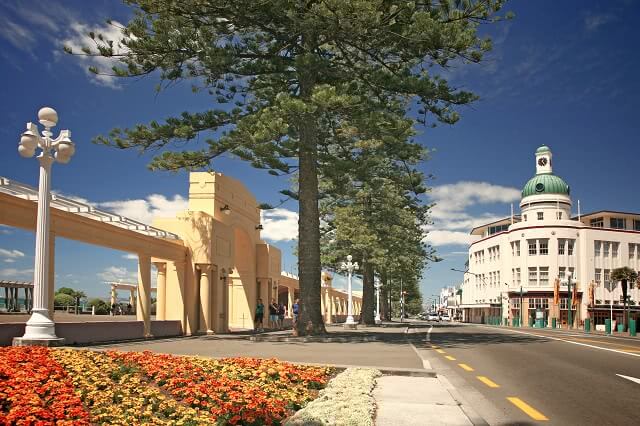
269 300 279 329
277 302 286 330
254 299 264 332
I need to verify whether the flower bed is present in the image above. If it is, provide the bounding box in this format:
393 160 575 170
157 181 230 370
285 368 382 426
0 347 333 425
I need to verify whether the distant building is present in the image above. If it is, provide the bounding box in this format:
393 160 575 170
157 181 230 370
461 146 640 328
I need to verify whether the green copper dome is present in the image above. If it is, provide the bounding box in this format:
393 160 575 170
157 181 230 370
536 145 551 154
522 174 570 198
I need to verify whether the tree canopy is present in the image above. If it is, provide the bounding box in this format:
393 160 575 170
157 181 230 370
70 0 509 334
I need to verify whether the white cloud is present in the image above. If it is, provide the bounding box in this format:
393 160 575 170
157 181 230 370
261 208 298 242
97 266 137 283
0 248 25 259
0 225 12 235
61 21 129 89
4 259 15 263
99 194 188 225
584 13 615 31
122 253 139 260
0 268 33 280
424 181 520 247
0 16 35 49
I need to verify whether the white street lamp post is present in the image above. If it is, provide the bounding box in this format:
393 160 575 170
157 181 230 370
340 255 359 328
374 278 382 324
14 107 75 345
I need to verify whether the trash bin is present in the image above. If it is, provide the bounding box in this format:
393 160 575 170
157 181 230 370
584 318 590 333
552 317 557 329
630 319 637 337
617 323 625 333
605 318 611 334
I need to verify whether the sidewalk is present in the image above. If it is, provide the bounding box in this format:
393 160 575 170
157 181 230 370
374 375 482 426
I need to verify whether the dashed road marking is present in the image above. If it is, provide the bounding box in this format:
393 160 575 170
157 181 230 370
507 397 549 421
458 363 474 371
435 349 446 354
445 355 456 361
477 376 500 388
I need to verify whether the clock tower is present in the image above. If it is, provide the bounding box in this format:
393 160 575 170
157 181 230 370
535 145 553 174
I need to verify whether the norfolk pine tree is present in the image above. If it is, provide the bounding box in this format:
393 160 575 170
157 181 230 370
73 0 508 335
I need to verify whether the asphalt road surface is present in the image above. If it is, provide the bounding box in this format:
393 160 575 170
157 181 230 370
411 322 640 425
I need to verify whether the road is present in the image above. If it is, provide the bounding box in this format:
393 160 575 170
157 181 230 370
411 322 640 425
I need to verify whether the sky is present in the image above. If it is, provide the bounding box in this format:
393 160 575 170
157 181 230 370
1 0 640 301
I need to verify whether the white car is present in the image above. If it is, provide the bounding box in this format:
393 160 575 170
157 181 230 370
427 313 439 321
440 314 451 321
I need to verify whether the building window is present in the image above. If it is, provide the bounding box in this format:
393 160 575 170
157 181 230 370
635 220 640 231
537 212 544 221
630 244 636 260
595 269 601 286
612 242 619 258
590 217 604 228
524 214 528 221
528 240 537 256
603 242 610 257
539 239 549 255
512 241 520 256
528 267 538 286
497 271 501 286
559 267 565 279
489 224 509 235
556 212 563 220
604 269 611 289
539 267 549 286
516 268 521 286
558 239 565 255
567 240 574 256
511 298 520 309
610 217 626 229
595 241 601 257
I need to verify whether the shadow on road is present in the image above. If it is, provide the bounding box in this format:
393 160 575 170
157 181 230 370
408 324 549 350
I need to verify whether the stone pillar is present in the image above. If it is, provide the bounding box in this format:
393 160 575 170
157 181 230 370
215 270 228 333
154 262 167 321
137 254 152 337
321 289 325 319
198 264 213 334
110 285 117 306
287 287 294 317
129 290 135 310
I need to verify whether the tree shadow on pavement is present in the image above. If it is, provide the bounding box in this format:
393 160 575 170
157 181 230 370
409 330 548 350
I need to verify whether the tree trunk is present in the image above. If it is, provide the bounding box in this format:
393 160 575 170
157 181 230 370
296 71 326 336
381 271 389 321
360 259 376 325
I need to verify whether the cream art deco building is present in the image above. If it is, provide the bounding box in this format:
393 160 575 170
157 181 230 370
461 146 640 328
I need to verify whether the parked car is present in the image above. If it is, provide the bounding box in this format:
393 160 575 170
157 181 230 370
427 313 439 321
441 314 451 321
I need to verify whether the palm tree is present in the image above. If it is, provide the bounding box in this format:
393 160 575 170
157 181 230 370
610 267 638 331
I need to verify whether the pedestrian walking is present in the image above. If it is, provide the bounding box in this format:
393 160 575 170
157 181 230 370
293 298 299 325
277 302 286 330
254 298 264 332
269 300 279 329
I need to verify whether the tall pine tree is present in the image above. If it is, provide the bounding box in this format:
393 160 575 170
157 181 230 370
72 0 508 335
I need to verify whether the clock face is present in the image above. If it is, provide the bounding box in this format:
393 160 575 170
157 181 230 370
538 157 548 166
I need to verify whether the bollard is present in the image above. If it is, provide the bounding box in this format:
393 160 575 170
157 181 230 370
584 318 590 333
92 305 95 316
630 319 636 337
618 323 625 333
605 318 611 335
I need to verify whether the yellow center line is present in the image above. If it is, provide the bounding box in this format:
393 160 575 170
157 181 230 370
507 397 549 421
430 345 440 349
435 349 446 354
476 376 500 388
458 363 474 372
445 355 456 361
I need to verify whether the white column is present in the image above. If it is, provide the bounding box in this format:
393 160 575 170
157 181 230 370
137 254 152 337
346 269 355 324
47 232 55 318
287 287 293 317
198 264 213 334
21 154 59 341
154 262 167 320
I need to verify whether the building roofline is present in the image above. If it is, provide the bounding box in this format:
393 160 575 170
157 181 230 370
469 216 521 235
573 210 640 220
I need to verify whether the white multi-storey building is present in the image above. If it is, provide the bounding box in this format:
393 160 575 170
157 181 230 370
461 146 640 328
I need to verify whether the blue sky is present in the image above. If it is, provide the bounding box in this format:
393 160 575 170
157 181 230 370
1 1 639 301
